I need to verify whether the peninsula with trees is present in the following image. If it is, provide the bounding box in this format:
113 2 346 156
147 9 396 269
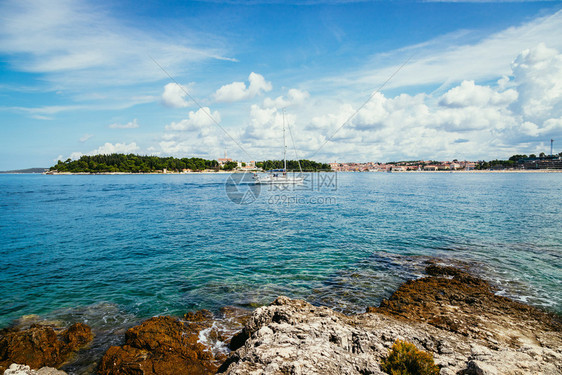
50 154 219 173
48 154 331 174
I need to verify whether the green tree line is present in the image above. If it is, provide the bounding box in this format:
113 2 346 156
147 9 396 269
256 159 331 171
475 152 562 170
50 154 219 173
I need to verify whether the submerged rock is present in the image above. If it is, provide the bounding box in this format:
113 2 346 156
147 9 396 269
97 315 219 375
219 266 562 375
0 323 93 373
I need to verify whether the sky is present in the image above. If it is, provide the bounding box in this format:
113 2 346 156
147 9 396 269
1 0 562 169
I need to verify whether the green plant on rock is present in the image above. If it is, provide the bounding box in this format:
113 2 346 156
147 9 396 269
381 339 439 375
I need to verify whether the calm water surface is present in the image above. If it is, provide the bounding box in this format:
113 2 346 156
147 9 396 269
1 172 560 328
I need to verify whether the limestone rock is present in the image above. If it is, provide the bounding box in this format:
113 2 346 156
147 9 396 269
464 360 498 375
219 296 443 374
3 363 67 374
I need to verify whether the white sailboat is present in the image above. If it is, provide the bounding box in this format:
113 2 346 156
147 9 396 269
254 110 304 185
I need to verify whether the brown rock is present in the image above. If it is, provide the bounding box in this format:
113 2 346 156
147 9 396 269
98 315 218 375
0 323 93 372
184 309 213 323
60 323 93 353
372 264 562 347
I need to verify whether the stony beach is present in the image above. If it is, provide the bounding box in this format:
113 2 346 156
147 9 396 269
1 262 560 375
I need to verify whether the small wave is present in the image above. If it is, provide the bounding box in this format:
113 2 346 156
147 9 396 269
191 306 250 359
198 322 229 356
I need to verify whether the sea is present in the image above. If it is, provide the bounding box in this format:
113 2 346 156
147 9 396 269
1 172 560 334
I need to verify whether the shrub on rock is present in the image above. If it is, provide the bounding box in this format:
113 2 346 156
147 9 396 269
381 340 439 375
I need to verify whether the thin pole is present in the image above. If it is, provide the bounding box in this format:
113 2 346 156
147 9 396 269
287 118 303 174
283 109 287 174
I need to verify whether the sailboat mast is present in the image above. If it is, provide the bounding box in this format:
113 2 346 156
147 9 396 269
283 109 287 173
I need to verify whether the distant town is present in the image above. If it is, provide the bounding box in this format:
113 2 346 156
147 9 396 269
214 150 562 172
328 153 562 172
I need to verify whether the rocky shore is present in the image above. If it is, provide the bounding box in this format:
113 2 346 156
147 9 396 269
1 263 560 374
218 264 561 374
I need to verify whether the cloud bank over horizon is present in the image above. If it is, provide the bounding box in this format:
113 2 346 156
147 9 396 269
132 43 562 164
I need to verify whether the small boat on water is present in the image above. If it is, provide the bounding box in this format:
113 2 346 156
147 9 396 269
253 110 304 185
254 169 303 185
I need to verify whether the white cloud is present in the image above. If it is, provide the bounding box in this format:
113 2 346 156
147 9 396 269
517 117 562 138
70 152 84 161
0 0 233 89
3 96 157 119
67 142 140 161
234 43 562 162
109 119 140 129
165 107 221 131
161 83 191 108
214 73 272 102
79 134 93 143
439 80 517 108
7 105 86 116
158 107 225 158
92 142 140 155
243 105 285 142
263 88 310 108
520 121 540 137
510 43 562 123
316 10 562 95
158 130 223 158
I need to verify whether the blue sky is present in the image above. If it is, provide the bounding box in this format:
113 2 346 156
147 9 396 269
1 0 561 169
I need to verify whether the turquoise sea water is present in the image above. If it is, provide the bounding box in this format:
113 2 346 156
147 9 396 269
1 172 561 329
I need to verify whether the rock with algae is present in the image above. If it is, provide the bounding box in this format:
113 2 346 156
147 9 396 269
97 314 220 375
0 323 92 373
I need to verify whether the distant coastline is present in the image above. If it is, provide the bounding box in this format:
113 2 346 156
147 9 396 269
5 152 562 174
38 169 562 175
0 168 48 174
3 169 560 175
